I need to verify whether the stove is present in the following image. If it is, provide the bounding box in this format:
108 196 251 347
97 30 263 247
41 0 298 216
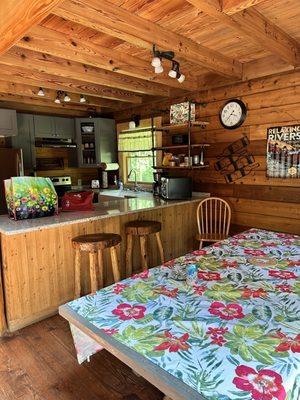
50 176 72 206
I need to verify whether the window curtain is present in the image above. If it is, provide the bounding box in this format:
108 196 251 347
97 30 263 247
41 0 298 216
118 128 155 152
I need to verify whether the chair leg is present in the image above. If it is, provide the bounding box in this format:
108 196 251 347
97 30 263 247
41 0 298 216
125 234 133 277
89 252 98 294
74 248 81 299
110 245 121 283
97 250 104 289
139 235 148 271
155 232 164 265
199 240 203 249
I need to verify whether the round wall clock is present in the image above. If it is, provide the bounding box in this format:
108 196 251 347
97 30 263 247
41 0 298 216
219 99 247 130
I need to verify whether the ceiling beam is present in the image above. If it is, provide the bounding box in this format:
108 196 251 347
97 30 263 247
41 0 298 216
186 0 300 67
0 93 102 113
0 63 141 105
0 80 122 110
221 0 267 15
2 46 170 97
0 0 63 55
0 101 88 117
53 0 242 79
18 25 198 92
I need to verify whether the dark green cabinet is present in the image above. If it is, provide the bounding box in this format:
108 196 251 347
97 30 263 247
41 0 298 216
12 114 36 170
0 109 18 136
34 115 74 139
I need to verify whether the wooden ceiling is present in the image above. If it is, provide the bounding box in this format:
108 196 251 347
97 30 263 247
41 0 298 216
0 0 299 117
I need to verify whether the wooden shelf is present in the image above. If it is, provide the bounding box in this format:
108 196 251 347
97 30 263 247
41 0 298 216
153 164 209 170
153 144 210 150
159 121 209 131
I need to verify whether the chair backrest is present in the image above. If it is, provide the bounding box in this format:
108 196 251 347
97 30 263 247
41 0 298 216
197 197 231 236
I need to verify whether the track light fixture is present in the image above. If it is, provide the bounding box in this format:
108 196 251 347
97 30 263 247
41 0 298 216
54 90 62 104
38 87 45 97
151 44 185 83
80 95 87 103
64 92 71 102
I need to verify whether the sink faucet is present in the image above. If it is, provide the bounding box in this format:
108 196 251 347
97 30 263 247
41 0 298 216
127 169 139 191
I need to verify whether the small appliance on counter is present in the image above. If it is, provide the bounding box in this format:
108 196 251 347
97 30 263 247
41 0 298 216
50 176 72 206
153 171 162 196
98 163 119 189
160 177 192 200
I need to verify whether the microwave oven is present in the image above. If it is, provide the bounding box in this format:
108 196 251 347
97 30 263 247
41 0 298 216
160 177 192 200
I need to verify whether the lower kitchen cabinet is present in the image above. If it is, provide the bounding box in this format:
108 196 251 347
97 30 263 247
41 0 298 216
12 114 36 171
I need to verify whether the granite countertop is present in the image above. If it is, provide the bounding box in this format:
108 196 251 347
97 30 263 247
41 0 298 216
0 192 209 235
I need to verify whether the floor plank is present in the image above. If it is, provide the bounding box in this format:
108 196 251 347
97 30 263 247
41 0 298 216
0 316 163 400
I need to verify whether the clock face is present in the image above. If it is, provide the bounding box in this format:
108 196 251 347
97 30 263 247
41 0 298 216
219 99 247 129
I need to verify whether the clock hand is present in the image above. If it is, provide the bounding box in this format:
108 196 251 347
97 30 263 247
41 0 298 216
225 111 234 122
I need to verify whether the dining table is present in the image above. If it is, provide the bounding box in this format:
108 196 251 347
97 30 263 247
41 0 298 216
59 228 300 400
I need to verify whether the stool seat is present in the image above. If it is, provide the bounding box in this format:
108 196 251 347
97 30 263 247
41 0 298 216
125 220 161 236
72 233 121 252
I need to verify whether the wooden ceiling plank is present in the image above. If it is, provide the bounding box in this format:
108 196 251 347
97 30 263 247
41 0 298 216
0 80 122 110
221 0 267 15
18 25 198 92
53 0 242 79
0 101 88 117
0 64 140 105
186 0 300 67
0 0 63 55
3 46 169 98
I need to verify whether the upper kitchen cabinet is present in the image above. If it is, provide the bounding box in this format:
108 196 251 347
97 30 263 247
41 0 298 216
0 109 18 136
76 118 116 167
34 115 75 139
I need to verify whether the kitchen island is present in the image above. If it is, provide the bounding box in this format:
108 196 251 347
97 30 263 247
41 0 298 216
0 192 208 334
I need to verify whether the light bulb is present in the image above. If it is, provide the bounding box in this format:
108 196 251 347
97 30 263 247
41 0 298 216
177 73 185 83
151 57 161 67
54 97 61 104
38 87 45 97
80 95 86 103
64 93 71 102
154 65 163 74
168 69 177 78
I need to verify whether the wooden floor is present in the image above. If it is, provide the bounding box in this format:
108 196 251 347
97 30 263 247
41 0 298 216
0 316 163 400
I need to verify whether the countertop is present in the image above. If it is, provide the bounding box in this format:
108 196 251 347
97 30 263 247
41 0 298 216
0 191 209 235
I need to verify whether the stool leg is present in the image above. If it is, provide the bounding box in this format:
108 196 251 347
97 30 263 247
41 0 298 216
155 232 164 265
110 245 121 283
139 235 148 271
89 252 98 294
74 248 81 299
97 250 104 289
126 234 133 277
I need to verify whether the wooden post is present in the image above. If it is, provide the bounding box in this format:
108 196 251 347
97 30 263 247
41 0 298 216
110 246 121 283
155 232 165 265
74 248 81 299
89 252 98 294
125 234 133 277
97 250 104 289
139 236 148 270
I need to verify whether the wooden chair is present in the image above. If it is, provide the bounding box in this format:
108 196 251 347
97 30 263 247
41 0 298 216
125 220 164 276
72 233 121 299
196 197 231 249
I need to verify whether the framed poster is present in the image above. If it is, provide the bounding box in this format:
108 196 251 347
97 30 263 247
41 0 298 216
266 124 300 178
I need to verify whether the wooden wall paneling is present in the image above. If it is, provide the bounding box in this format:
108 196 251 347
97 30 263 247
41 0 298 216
54 0 243 79
1 47 168 97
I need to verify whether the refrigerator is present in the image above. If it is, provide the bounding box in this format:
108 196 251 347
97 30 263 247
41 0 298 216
0 148 24 215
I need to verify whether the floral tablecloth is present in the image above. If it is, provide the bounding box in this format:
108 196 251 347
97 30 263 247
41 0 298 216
65 229 300 400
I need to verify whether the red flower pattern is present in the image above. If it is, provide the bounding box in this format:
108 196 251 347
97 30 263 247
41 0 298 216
112 303 146 320
211 335 226 346
275 284 292 293
154 331 190 353
198 271 221 281
275 332 300 353
242 288 267 299
269 270 297 280
154 285 178 298
192 249 207 256
206 327 229 336
193 285 207 296
101 328 118 336
221 260 238 268
233 365 286 400
113 283 129 294
209 301 245 320
132 270 149 279
244 249 266 256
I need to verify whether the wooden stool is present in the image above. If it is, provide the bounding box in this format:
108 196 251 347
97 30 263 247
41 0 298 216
72 233 121 299
125 220 164 276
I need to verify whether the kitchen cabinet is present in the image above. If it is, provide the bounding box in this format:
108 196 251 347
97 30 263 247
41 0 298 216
76 118 116 167
34 115 74 139
0 109 18 136
12 114 36 171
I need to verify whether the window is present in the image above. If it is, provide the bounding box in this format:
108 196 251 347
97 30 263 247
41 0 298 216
118 128 155 184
